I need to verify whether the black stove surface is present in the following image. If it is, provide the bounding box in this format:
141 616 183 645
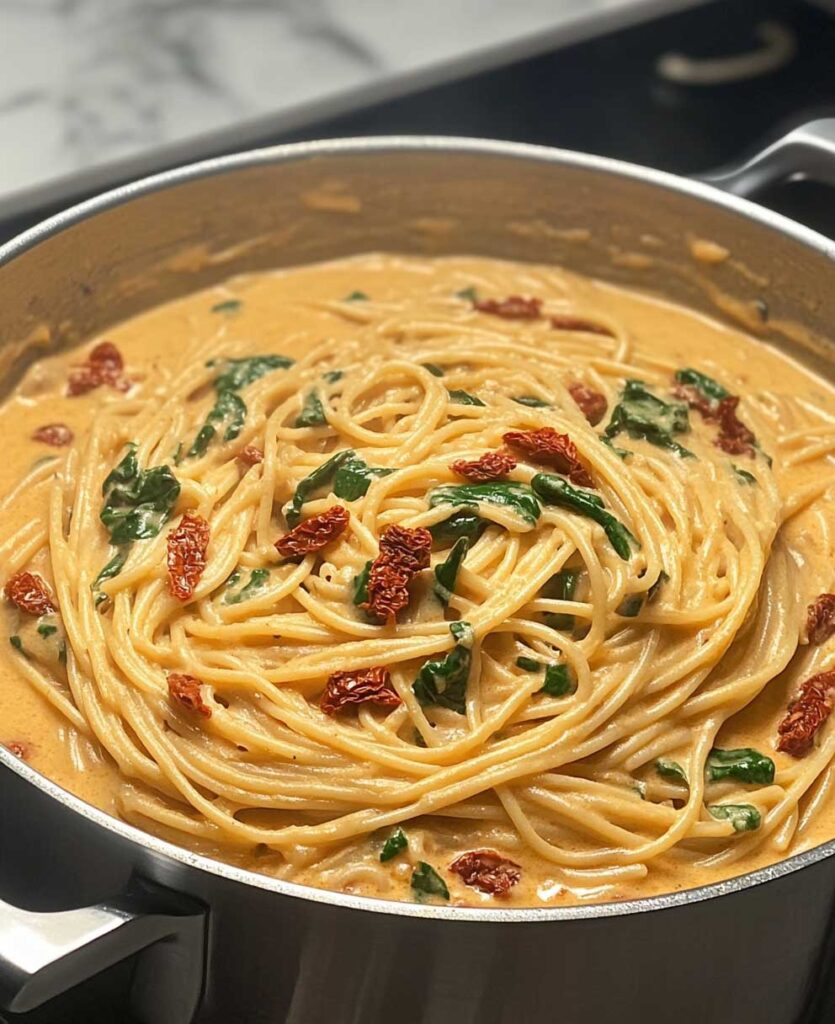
3 1 835 1022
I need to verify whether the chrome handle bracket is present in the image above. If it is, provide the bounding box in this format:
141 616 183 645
702 119 835 199
0 880 205 1024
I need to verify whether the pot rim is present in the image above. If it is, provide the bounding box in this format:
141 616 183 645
2 133 835 923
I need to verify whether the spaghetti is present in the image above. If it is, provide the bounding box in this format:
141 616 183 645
2 253 835 907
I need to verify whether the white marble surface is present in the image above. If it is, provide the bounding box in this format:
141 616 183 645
0 0 697 216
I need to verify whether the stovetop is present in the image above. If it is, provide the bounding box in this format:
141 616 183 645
3 0 835 1021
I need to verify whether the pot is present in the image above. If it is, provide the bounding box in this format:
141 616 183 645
2 123 835 1024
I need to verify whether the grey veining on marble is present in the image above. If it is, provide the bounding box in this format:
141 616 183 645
0 0 701 215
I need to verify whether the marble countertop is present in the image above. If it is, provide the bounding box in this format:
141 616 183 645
0 0 701 219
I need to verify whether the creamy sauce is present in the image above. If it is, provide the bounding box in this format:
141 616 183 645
2 253 835 908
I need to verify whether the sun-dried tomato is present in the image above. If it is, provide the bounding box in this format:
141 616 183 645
167 513 210 602
714 396 757 457
474 296 542 320
672 384 716 420
167 673 212 718
5 571 55 616
238 445 264 466
320 666 401 715
4 740 30 760
678 386 758 457
568 382 607 426
276 505 349 557
32 423 74 447
364 524 432 623
67 341 131 396
807 594 835 645
449 850 522 896
451 451 517 482
550 314 612 336
777 670 835 757
503 427 593 487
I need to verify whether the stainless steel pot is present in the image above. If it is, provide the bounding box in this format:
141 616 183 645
2 123 835 1024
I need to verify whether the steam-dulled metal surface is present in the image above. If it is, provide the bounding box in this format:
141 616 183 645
2 133 835 1023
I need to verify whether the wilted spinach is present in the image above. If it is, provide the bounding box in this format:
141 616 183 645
433 537 469 605
429 482 541 528
100 445 180 545
605 379 693 458
413 621 474 714
531 473 636 560
706 748 774 785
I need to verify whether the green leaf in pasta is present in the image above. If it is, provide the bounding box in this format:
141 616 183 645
223 568 270 605
411 861 449 900
380 828 408 862
531 473 636 560
447 389 485 407
294 390 327 428
513 395 551 409
540 664 574 696
708 803 761 832
100 445 180 545
605 379 694 458
412 621 474 714
655 758 688 785
429 482 541 528
674 368 729 403
706 748 774 785
208 354 294 393
543 569 581 631
433 537 469 605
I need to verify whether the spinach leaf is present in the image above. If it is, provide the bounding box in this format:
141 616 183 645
93 549 128 590
543 569 580 630
707 748 774 785
211 299 242 314
295 390 327 428
531 473 636 560
9 635 24 654
456 286 478 303
422 363 445 377
37 620 58 639
209 354 294 393
285 450 354 527
223 568 270 605
708 803 761 832
433 537 469 605
605 380 693 458
617 594 644 617
322 370 343 384
655 758 688 785
733 465 757 485
188 389 247 457
541 664 574 696
352 560 372 605
447 389 485 407
413 621 474 714
380 828 408 862
674 368 729 403
411 862 449 900
344 290 369 301
600 435 630 459
513 395 551 409
429 511 487 545
429 482 541 528
188 355 293 459
333 454 393 502
100 445 180 545
516 656 543 672
647 570 669 603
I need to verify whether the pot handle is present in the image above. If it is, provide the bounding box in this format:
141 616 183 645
702 118 835 198
0 880 205 1023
